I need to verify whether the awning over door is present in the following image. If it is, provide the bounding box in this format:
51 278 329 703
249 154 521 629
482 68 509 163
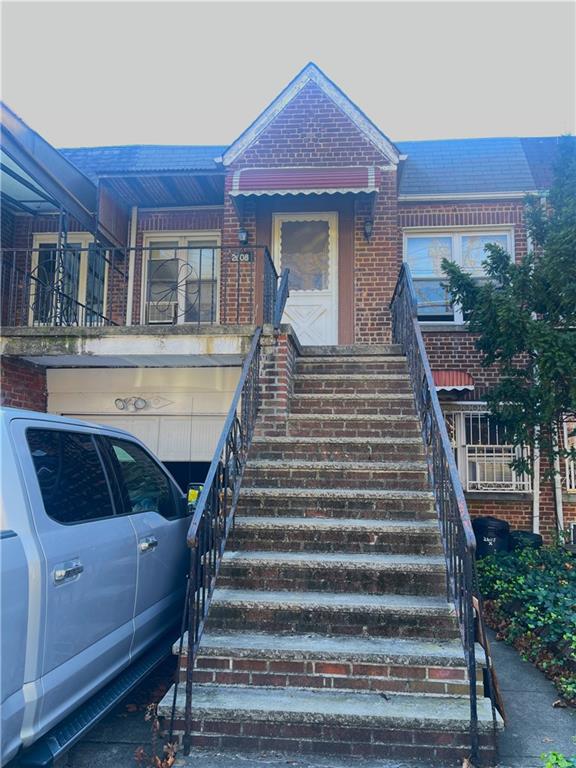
230 166 382 197
433 370 474 392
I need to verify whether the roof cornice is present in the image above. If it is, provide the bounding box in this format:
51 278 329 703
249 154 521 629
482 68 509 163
220 63 401 167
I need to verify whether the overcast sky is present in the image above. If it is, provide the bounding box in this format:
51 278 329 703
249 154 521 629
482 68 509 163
2 1 575 148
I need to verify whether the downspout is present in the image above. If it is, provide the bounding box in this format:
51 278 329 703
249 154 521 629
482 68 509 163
125 206 138 326
532 431 540 534
553 424 565 532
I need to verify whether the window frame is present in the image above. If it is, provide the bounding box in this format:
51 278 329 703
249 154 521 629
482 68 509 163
25 426 119 526
563 418 576 493
30 233 108 326
140 230 221 325
100 435 186 520
402 226 515 324
444 407 531 494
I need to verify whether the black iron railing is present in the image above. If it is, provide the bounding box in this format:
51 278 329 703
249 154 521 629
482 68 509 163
274 267 290 328
1 246 127 327
390 263 486 761
1 245 284 329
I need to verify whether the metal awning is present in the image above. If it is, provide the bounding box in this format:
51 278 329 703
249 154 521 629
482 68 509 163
433 370 474 392
230 166 382 197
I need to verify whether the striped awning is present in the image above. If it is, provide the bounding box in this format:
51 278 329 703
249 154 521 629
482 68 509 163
433 370 474 392
230 166 382 197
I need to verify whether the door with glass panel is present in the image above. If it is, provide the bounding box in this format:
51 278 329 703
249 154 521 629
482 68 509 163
145 237 219 324
30 237 106 326
273 213 338 345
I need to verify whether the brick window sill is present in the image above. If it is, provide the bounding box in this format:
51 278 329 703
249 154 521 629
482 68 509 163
465 491 532 502
420 323 470 333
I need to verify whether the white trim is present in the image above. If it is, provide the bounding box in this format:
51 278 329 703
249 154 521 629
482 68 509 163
125 206 138 326
230 188 378 198
221 63 400 167
140 230 221 326
399 191 535 202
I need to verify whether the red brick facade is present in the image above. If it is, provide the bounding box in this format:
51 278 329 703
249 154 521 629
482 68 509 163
1 356 47 412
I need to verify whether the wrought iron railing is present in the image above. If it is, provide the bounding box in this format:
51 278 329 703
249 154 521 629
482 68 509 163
1 246 127 327
274 267 290 328
1 244 284 329
390 263 488 762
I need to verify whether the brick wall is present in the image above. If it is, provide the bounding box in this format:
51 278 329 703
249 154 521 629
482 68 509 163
1 357 47 412
256 330 298 435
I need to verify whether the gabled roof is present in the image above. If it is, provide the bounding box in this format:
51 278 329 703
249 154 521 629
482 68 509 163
396 137 537 197
59 144 226 181
220 62 401 167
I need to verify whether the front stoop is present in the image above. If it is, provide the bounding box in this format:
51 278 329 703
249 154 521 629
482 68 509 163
159 348 501 766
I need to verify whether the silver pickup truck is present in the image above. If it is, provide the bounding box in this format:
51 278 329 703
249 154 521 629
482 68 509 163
1 408 190 767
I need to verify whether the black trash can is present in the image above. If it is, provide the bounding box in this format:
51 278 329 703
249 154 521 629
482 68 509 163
472 516 510 558
509 530 543 551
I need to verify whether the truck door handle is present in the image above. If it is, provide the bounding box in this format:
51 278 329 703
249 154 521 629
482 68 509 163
139 536 158 553
53 560 84 584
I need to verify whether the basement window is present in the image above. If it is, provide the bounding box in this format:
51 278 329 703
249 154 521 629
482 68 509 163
445 410 531 493
404 229 513 323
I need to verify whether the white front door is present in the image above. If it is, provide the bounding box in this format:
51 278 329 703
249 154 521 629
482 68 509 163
273 213 338 345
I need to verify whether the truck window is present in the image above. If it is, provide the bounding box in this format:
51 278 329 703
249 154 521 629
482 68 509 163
106 438 178 519
26 429 115 524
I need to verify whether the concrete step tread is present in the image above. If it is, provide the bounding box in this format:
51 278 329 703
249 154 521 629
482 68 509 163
240 487 433 500
293 393 413 401
252 436 423 445
211 588 455 614
298 356 407 364
289 414 419 422
296 374 410 381
234 516 437 531
247 459 427 471
188 630 476 666
223 551 446 570
161 684 499 728
299 345 403 357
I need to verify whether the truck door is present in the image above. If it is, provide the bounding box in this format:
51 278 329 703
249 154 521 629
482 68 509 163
100 436 189 657
13 422 138 738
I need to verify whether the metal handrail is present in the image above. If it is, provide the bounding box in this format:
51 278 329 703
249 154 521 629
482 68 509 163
181 327 263 753
390 263 482 761
274 268 290 329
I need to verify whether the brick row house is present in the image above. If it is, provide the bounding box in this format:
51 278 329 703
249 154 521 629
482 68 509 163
1 63 574 762
2 63 574 539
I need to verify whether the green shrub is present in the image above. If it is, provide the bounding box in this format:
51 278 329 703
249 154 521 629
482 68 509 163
477 546 576 703
541 752 576 768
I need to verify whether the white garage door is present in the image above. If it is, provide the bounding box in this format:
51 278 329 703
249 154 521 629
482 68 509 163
67 414 225 462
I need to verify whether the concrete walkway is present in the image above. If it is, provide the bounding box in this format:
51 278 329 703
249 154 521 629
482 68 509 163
487 628 576 767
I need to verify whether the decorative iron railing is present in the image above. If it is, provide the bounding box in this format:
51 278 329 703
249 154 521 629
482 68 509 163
1 246 128 327
274 267 290 328
171 270 290 752
1 244 286 329
390 263 490 762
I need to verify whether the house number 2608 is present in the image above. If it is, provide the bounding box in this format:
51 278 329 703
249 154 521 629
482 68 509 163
231 251 254 263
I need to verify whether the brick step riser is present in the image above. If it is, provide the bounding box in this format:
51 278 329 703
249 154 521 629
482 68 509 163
236 497 435 521
228 529 443 555
290 401 417 416
217 565 446 596
296 362 409 375
205 606 459 639
293 381 412 395
181 660 475 697
243 469 429 491
167 720 496 764
250 444 424 462
286 423 422 438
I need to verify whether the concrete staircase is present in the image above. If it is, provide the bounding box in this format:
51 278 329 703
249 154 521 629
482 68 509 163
160 346 499 765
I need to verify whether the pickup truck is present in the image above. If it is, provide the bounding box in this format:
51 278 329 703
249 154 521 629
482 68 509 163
1 408 190 767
